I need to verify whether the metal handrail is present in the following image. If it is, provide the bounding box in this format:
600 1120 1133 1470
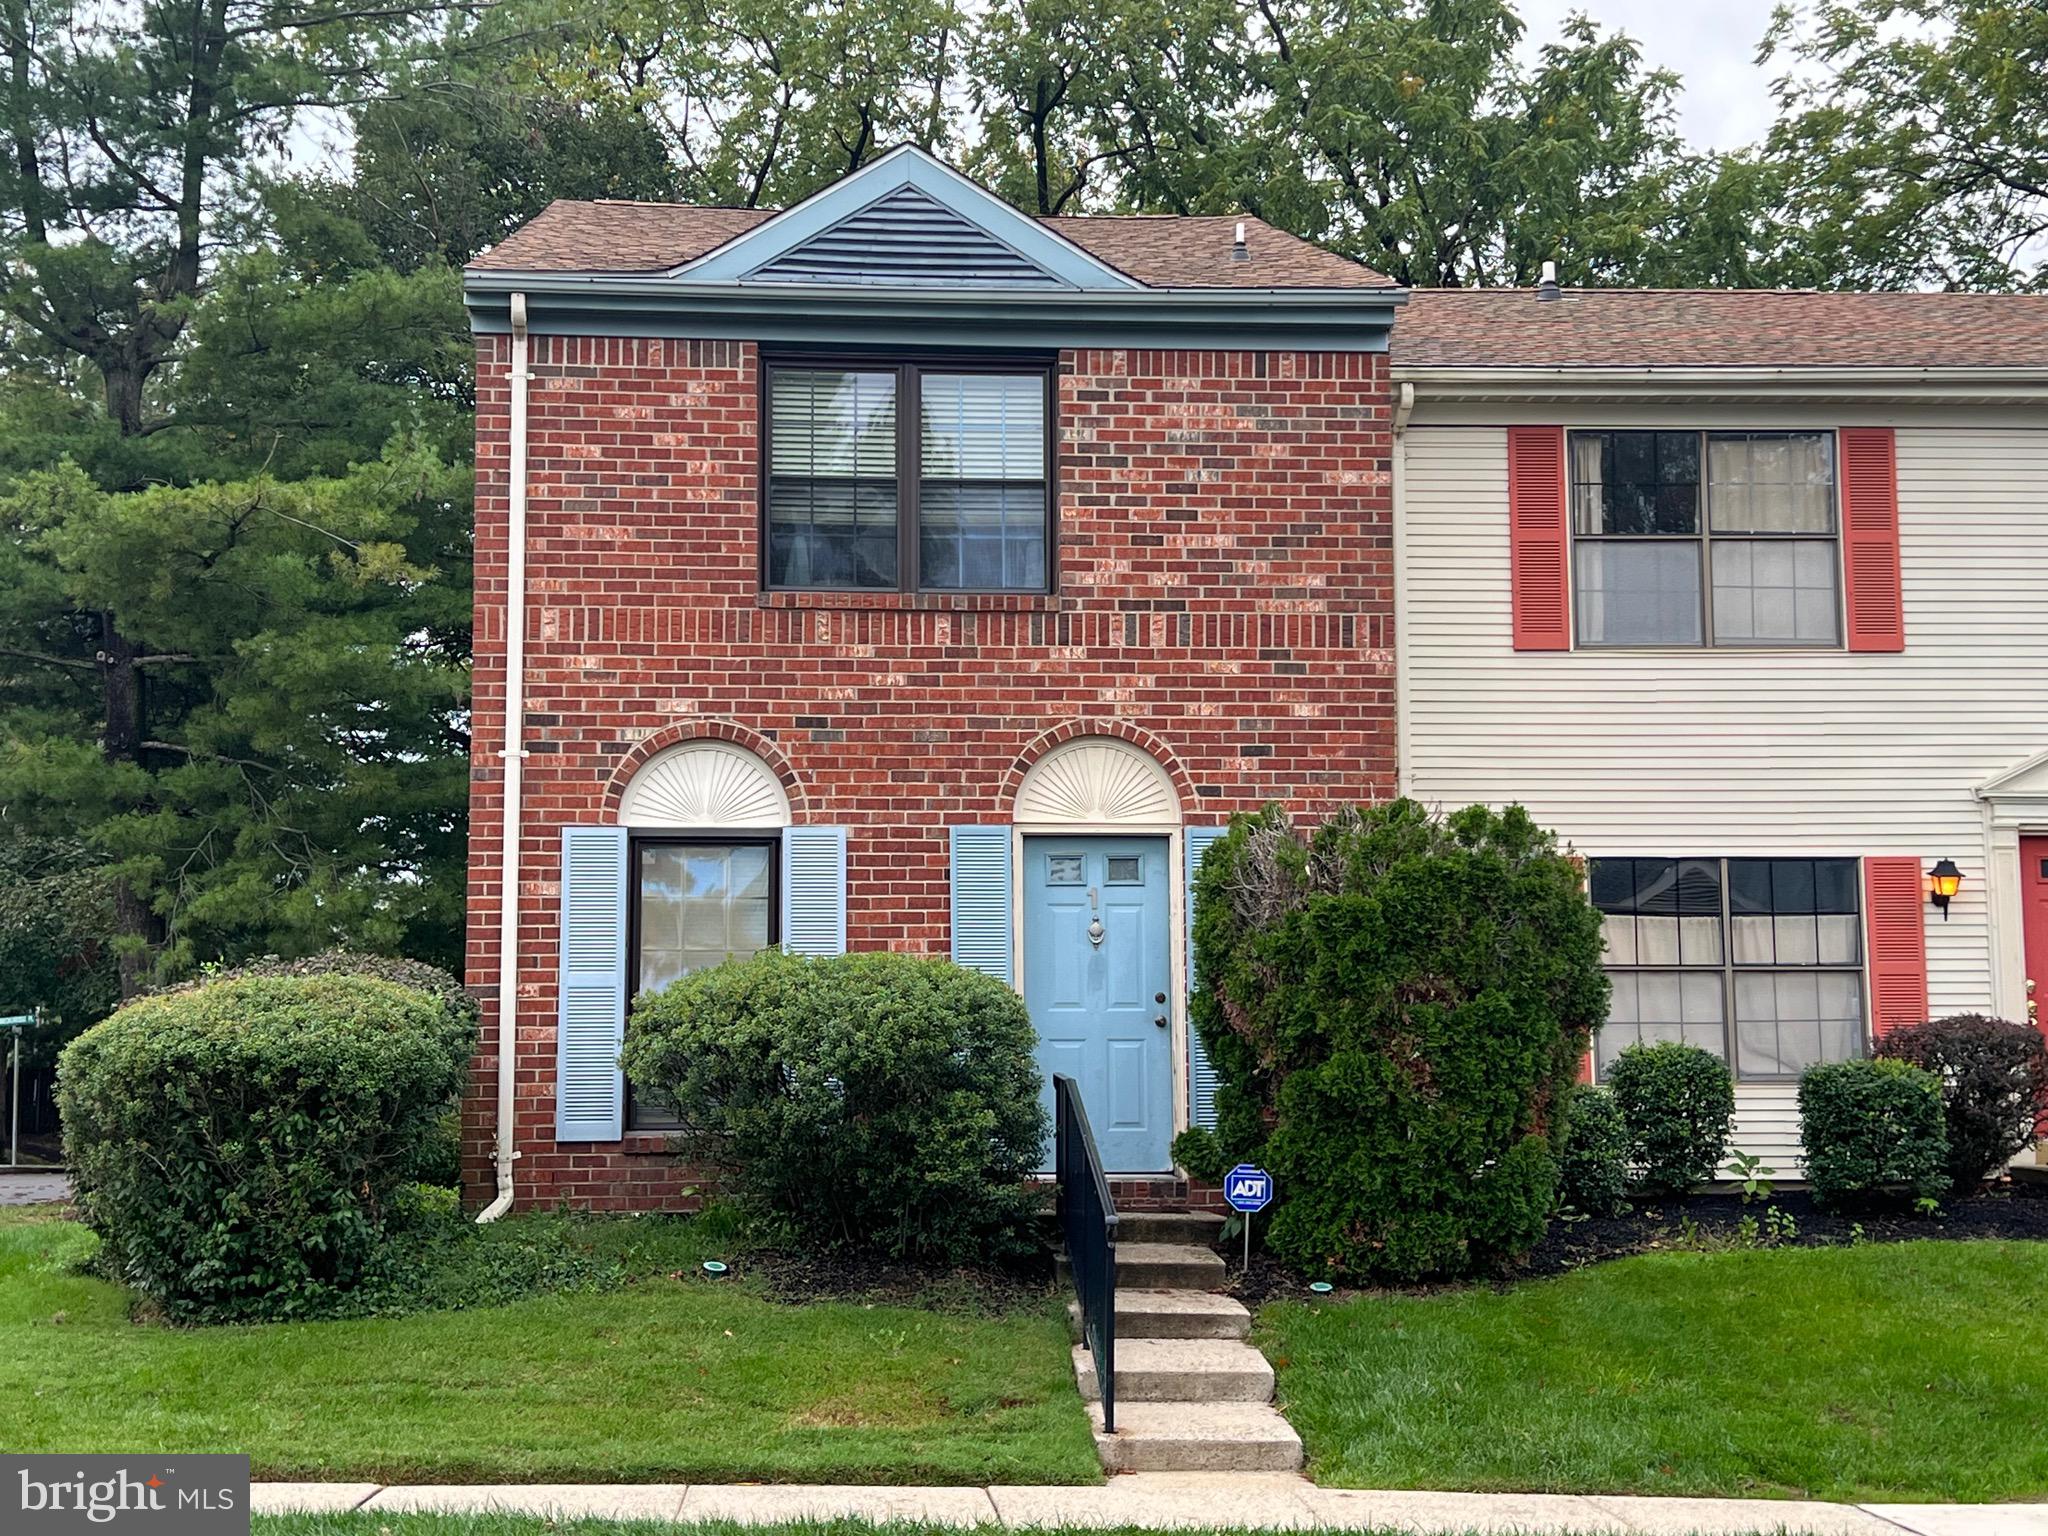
1053 1073 1118 1433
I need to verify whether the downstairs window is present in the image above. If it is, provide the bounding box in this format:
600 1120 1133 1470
1589 856 1866 1083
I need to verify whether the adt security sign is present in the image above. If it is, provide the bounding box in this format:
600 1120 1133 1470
1225 1164 1273 1213
1223 1164 1272 1272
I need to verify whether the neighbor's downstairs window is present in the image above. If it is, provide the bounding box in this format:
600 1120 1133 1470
765 360 1051 593
1590 856 1866 1083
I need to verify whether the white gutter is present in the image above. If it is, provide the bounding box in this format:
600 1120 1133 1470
1394 364 2048 407
478 292 529 1224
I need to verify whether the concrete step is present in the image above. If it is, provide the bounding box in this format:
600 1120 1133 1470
1072 1338 1275 1403
1068 1290 1251 1342
1089 1400 1304 1474
1058 1241 1227 1292
1113 1210 1227 1246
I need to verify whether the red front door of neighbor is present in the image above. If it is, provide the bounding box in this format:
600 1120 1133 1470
2021 836 2048 1038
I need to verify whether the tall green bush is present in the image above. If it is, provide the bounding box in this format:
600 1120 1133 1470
58 971 476 1321
1606 1042 1736 1197
623 950 1048 1266
1190 800 1609 1282
1800 1058 1950 1210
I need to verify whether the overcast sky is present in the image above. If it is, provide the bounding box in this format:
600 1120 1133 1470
1515 1 1785 151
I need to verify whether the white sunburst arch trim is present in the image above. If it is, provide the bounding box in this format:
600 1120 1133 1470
615 740 792 829
1012 736 1182 832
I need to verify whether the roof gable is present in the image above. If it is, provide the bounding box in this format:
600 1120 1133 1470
1978 748 2048 803
678 145 1138 291
748 184 1066 289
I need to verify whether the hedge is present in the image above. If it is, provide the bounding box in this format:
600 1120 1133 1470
58 971 475 1321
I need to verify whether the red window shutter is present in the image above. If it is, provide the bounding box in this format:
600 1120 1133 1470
1864 856 1928 1039
1840 428 1904 652
1507 426 1570 651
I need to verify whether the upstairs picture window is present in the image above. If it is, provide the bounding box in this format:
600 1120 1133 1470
765 358 1052 593
1590 855 1865 1083
1572 430 1840 648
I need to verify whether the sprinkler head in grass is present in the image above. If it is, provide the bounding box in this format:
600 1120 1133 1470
1309 1281 1334 1296
702 1260 730 1277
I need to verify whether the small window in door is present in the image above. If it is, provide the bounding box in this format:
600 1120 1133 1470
1105 856 1142 884
1047 854 1084 885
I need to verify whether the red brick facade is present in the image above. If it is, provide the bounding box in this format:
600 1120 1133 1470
466 335 1397 1210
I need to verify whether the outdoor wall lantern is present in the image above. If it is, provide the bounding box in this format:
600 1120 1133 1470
1927 859 1963 920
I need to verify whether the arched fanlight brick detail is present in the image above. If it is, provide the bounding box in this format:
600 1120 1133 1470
1005 723 1191 827
604 720 805 825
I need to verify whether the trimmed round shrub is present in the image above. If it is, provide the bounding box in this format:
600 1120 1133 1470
1606 1042 1735 1197
1190 800 1609 1282
622 949 1048 1266
58 973 477 1321
1799 1057 1950 1209
1876 1014 2048 1191
1557 1085 1630 1217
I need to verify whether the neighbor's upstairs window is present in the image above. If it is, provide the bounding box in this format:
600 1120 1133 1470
1590 856 1865 1083
765 359 1052 593
1572 430 1840 647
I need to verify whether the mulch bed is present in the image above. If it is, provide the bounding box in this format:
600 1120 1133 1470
1221 1178 2048 1307
745 1244 1055 1316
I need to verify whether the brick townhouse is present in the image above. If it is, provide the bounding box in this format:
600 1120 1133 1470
462 147 1405 1211
463 146 2048 1213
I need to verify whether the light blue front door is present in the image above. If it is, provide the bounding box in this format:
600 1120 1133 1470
1023 836 1173 1173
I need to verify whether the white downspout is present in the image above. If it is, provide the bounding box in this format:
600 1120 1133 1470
1391 381 1415 800
478 292 530 1223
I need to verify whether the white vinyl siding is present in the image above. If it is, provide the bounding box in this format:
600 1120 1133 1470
1402 421 2048 1173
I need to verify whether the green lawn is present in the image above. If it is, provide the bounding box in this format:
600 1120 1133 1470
0 1207 1098 1486
1262 1239 2048 1503
252 1524 1679 1536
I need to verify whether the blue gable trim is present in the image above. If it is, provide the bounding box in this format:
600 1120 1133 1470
464 279 1406 352
678 145 1139 291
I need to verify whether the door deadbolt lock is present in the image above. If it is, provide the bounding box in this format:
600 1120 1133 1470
1155 991 1167 1004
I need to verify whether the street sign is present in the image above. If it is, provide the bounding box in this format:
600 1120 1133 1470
0 1014 33 1027
1224 1163 1273 1214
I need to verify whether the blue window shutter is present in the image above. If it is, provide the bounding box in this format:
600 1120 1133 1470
782 826 848 955
557 826 628 1142
949 826 1014 983
1185 826 1229 1130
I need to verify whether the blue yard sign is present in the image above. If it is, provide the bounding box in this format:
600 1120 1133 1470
1224 1163 1273 1213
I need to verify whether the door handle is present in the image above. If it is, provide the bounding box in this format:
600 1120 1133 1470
1154 1014 1168 1029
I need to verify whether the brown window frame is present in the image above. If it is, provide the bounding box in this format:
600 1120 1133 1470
1588 854 1868 1085
1568 428 1845 651
759 352 1058 595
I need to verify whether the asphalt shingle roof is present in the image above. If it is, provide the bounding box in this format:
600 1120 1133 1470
1392 287 2048 370
468 200 1394 288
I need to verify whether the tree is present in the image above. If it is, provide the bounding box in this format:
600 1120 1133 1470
0 836 120 1061
0 0 470 982
966 0 1251 214
527 0 964 209
1242 1 1697 285
0 448 471 980
1760 0 2048 291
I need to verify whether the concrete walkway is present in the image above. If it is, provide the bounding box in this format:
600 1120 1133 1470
0 1170 67 1205
248 1473 2048 1534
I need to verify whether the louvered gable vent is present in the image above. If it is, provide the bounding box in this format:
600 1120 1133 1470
748 186 1066 288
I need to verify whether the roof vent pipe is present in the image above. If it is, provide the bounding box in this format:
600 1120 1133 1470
1232 220 1249 261
1536 260 1562 302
